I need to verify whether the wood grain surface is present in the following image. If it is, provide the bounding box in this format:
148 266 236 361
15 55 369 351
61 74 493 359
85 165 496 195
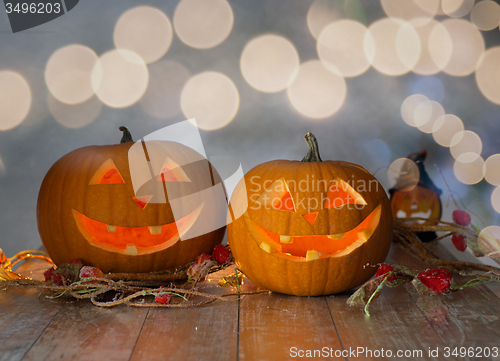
1 242 500 361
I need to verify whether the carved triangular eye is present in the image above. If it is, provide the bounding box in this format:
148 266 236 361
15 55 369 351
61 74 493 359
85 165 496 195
133 195 152 210
252 178 296 212
89 159 125 185
324 178 366 209
156 157 191 182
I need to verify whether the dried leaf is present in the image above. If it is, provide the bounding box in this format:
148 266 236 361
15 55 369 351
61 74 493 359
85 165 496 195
218 273 243 287
385 271 414 288
412 278 437 295
347 277 384 306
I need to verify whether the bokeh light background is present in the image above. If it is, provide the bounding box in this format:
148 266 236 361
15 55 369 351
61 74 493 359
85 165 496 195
1 0 500 264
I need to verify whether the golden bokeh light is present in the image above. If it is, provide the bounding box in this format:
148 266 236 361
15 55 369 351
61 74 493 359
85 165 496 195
48 94 102 129
415 100 445 133
435 19 484 77
0 71 32 131
317 20 373 77
366 18 421 76
114 6 173 64
432 114 464 147
412 20 449 75
441 0 474 18
91 49 149 108
476 46 500 106
470 0 500 31
387 157 420 191
427 20 453 72
307 0 341 40
450 130 483 163
180 71 239 130
240 34 299 93
492 188 500 214
484 154 500 186
173 0 233 49
453 156 484 185
45 44 98 105
139 61 190 119
287 60 346 119
414 0 441 15
381 0 438 26
401 94 428 127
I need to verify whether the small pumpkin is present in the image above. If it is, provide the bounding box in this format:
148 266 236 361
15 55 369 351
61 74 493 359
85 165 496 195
389 150 442 242
37 127 226 273
228 133 393 296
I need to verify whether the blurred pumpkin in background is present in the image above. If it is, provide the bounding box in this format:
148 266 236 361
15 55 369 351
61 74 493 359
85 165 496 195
389 150 442 242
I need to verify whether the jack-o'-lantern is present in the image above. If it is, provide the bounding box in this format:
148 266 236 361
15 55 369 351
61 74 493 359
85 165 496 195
389 150 442 242
228 133 393 296
37 127 226 273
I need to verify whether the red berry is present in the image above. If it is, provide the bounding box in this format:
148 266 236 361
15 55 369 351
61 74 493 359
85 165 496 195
154 286 172 304
52 274 63 286
195 253 213 264
188 254 216 281
69 258 82 264
79 266 104 279
452 210 471 227
452 234 467 252
43 267 55 281
213 245 231 265
417 269 452 294
375 263 396 282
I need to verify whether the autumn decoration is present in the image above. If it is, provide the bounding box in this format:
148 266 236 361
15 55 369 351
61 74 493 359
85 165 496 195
2 133 500 315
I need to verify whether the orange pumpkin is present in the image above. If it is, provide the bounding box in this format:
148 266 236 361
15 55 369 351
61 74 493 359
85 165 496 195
228 133 393 296
37 127 226 273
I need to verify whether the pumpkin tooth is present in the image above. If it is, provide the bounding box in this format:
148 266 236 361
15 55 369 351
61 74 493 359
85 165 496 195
279 235 292 243
125 244 139 255
259 242 272 253
106 224 116 232
328 233 345 239
148 226 162 235
357 228 371 241
306 250 319 261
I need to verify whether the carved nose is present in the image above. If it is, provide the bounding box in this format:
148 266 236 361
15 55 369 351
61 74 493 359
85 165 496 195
133 195 152 210
303 212 318 225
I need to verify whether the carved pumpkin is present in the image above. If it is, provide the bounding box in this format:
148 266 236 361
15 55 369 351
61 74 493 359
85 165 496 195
228 133 393 296
37 127 226 273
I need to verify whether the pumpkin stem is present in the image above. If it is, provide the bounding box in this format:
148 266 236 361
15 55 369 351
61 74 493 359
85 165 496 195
301 132 322 162
119 127 134 143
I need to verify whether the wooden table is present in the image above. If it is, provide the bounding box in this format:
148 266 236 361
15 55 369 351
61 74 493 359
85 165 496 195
2 242 500 361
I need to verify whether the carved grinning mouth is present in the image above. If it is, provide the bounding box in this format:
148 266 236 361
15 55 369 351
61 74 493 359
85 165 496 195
244 204 382 260
72 203 203 256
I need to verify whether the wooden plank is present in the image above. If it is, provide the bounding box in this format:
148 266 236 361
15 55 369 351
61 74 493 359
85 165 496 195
327 286 440 360
323 243 445 360
130 297 238 361
398 242 500 350
22 301 148 361
239 293 342 361
130 267 243 361
0 290 65 361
